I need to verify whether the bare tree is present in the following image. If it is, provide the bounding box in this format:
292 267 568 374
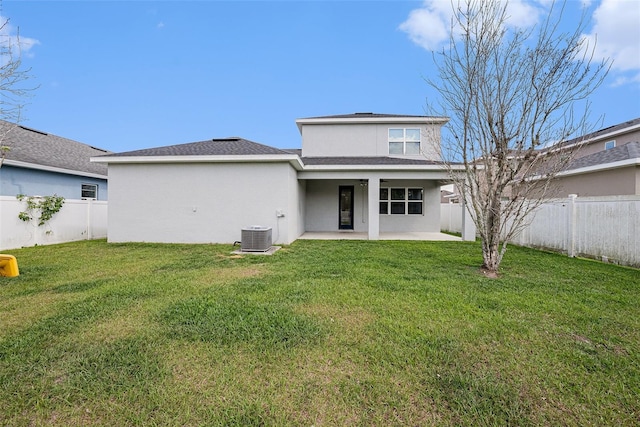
0 16 37 167
427 0 609 275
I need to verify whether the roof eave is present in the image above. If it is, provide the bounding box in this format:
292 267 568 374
558 157 640 177
557 122 640 150
4 159 108 180
301 163 460 172
91 154 305 170
295 116 450 133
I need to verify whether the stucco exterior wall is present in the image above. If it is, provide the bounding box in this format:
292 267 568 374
379 179 441 233
304 180 368 232
0 165 108 200
107 162 298 244
304 178 441 233
301 123 441 160
551 166 639 197
574 130 640 158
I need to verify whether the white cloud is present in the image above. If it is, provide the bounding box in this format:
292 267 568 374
581 0 640 82
0 16 40 58
398 1 452 51
399 0 544 51
400 0 640 86
504 0 542 28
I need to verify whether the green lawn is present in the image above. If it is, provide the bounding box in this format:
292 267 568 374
0 239 638 426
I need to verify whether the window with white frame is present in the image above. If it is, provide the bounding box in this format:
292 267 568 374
388 128 421 155
379 187 423 215
81 183 98 199
604 140 616 150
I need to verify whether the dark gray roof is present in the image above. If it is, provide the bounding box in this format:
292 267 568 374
1 120 109 176
300 112 441 120
282 148 302 156
101 137 291 158
566 141 640 170
301 156 445 166
555 117 640 149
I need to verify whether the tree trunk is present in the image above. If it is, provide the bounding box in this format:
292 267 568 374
482 242 500 276
481 196 502 276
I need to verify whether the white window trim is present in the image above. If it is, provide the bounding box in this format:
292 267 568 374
388 128 421 155
379 187 424 215
604 140 616 150
81 183 98 200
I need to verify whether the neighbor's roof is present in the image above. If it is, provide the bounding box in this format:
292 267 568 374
1 120 110 177
555 117 640 149
98 137 292 158
565 141 640 171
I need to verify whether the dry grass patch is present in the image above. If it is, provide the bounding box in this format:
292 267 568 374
0 292 79 335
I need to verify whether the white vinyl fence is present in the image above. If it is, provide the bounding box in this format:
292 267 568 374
442 195 640 268
0 196 108 250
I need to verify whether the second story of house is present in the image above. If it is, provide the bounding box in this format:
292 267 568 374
560 117 640 159
295 113 448 160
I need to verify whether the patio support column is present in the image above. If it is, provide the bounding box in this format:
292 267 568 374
367 177 380 240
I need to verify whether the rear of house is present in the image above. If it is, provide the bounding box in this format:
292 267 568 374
93 113 475 245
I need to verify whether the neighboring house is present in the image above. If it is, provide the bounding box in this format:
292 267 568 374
547 117 640 197
93 112 475 245
0 120 110 200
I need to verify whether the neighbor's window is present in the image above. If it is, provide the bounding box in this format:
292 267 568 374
81 183 98 199
604 140 616 150
389 128 421 155
379 187 423 215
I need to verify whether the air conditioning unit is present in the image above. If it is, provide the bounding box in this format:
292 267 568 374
241 226 272 252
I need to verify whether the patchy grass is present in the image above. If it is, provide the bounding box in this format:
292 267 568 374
0 239 638 426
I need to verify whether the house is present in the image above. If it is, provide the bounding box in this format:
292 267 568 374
547 117 640 197
92 113 475 245
0 120 110 200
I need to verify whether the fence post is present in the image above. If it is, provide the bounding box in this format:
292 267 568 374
86 199 92 240
567 194 577 258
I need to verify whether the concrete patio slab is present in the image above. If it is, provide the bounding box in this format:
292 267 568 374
299 232 461 241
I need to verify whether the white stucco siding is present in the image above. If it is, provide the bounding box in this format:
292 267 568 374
379 180 441 233
301 123 442 160
304 178 441 233
305 180 368 232
107 162 298 244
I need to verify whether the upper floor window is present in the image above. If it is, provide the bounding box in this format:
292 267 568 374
389 128 421 155
81 183 98 199
604 140 616 150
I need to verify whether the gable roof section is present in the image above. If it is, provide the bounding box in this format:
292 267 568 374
564 141 640 172
302 112 439 120
295 112 449 133
554 117 640 149
93 137 304 169
1 120 109 177
101 137 290 157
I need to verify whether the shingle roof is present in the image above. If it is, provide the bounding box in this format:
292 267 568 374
1 120 109 176
301 156 445 166
566 141 640 170
101 137 292 157
300 112 438 120
555 117 640 149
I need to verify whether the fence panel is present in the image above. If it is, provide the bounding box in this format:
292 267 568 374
442 195 640 268
0 196 108 250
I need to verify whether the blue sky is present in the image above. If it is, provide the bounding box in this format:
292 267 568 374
4 0 640 152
